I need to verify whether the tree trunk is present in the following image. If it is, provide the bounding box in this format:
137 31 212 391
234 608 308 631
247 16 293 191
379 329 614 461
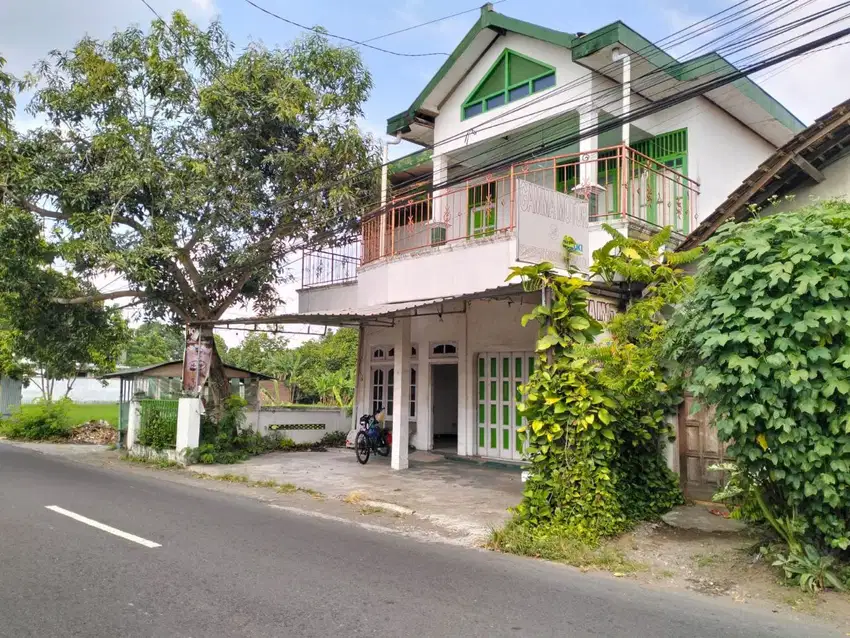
202 326 231 424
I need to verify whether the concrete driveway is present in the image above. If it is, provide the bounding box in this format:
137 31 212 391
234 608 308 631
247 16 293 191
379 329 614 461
191 449 523 542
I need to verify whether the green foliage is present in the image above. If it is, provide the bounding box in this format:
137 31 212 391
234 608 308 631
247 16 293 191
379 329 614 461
769 544 846 593
669 201 850 553
0 209 128 400
0 399 73 440
222 332 289 376
319 430 347 448
507 228 694 544
488 520 644 573
0 12 379 409
137 410 177 451
289 329 358 404
124 323 185 367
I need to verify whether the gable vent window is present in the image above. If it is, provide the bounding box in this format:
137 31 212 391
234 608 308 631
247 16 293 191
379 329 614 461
462 49 556 120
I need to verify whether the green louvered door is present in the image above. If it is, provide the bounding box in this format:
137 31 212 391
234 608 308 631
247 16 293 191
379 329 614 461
477 352 534 461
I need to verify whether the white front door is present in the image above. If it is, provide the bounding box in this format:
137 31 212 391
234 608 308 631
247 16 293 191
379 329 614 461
476 352 534 461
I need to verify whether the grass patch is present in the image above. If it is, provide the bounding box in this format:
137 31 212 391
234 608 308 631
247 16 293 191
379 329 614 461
488 521 646 575
358 505 385 516
694 552 720 568
122 454 180 469
193 472 323 498
17 402 119 427
343 491 365 504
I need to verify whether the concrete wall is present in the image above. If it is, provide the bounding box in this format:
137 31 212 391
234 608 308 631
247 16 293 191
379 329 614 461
246 406 350 444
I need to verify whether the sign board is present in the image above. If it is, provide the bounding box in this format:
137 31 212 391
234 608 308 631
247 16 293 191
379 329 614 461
182 327 213 394
515 179 590 271
587 297 619 323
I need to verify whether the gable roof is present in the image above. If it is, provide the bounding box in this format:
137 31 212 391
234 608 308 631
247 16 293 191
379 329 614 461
387 6 804 148
679 98 850 250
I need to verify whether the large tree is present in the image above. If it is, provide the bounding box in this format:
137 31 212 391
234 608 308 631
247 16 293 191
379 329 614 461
124 322 185 367
0 209 128 401
0 13 379 412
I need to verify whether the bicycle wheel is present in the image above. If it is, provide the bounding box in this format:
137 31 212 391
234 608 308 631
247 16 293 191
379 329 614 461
355 431 371 465
375 431 390 457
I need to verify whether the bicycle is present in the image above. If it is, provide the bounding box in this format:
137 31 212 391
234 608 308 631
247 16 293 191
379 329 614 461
355 406 390 465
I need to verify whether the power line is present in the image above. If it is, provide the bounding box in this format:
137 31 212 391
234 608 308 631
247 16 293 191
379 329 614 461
360 0 510 44
240 0 450 57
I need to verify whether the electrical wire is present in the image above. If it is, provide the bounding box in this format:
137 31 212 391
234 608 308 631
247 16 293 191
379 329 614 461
359 0 510 44
240 0 450 57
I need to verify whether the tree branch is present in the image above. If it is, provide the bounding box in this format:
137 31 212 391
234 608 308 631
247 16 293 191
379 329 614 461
0 185 146 234
51 290 147 305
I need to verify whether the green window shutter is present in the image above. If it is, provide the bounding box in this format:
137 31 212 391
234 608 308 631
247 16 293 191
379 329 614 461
633 129 688 167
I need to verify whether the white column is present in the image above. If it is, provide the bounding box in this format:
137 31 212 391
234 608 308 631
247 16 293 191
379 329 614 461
176 397 201 458
417 358 431 451
458 303 474 456
578 106 599 190
391 318 411 470
126 399 141 450
621 54 631 147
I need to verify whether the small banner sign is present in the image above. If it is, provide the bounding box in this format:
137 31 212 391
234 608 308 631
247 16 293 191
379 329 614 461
515 179 590 271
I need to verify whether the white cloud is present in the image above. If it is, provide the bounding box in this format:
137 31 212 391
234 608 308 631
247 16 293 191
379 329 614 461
0 0 217 77
655 0 850 124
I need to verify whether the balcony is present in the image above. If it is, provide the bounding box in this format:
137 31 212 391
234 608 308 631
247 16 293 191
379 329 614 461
301 144 699 289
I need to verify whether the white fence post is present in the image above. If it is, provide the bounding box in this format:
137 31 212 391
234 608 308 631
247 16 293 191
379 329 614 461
175 397 201 460
126 399 141 450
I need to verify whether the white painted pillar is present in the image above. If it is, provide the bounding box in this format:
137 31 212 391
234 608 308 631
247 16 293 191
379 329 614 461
578 106 599 189
432 154 449 239
621 54 631 147
126 399 141 450
417 358 432 451
458 303 474 456
391 318 411 470
175 397 202 456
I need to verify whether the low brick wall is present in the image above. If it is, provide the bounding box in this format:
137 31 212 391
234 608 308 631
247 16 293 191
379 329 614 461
245 406 351 444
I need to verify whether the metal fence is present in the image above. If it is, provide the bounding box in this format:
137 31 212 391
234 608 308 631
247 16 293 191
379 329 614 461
300 144 700 288
137 399 179 449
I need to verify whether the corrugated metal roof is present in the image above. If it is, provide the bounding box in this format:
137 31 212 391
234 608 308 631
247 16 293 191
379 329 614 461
207 284 532 328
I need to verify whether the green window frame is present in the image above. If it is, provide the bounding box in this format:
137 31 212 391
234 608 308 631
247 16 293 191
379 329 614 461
462 49 556 120
468 181 497 237
632 129 689 230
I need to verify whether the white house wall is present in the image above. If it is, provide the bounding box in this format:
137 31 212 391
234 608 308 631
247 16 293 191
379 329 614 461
768 155 850 215
435 33 590 156
357 298 537 455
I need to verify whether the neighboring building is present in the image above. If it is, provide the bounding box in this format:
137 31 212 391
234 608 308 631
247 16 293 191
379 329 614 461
682 98 850 249
674 99 850 498
263 6 806 469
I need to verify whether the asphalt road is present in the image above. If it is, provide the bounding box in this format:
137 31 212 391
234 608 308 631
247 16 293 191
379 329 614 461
0 443 839 638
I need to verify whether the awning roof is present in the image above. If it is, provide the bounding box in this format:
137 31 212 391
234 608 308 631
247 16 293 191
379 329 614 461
205 284 533 328
680 98 850 250
203 281 625 329
102 360 273 380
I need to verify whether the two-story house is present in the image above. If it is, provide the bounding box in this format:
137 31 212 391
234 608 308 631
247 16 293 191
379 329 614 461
294 5 804 469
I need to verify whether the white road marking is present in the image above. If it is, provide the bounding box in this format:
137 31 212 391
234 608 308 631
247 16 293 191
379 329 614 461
45 505 161 548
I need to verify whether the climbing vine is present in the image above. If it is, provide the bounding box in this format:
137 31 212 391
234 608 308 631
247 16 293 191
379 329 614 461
508 229 700 544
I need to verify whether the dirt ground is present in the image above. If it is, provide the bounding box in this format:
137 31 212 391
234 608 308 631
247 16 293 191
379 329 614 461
613 521 850 631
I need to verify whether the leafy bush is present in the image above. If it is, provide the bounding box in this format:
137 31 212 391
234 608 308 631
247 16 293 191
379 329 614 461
769 544 846 593
669 201 850 553
136 411 177 450
507 231 694 544
319 430 347 447
0 399 73 440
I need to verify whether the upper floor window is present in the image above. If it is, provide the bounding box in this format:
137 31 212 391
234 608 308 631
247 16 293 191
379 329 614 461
462 49 556 120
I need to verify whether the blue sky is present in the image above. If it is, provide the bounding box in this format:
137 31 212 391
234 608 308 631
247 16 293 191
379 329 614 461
4 0 849 159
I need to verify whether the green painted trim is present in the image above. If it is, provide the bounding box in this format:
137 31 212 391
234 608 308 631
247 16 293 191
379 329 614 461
387 9 575 136
571 21 805 134
461 48 556 121
387 149 433 176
